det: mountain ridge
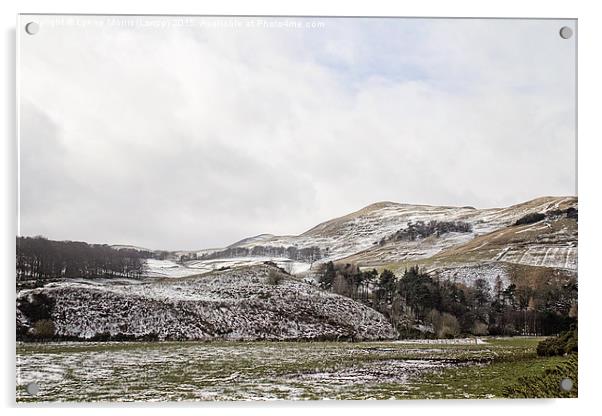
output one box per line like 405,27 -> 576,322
139,196 -> 576,284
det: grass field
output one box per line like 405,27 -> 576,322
16,337 -> 576,402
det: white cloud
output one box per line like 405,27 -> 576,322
19,16 -> 576,249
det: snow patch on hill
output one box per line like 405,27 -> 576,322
213,197 -> 577,270
143,259 -> 199,278
141,257 -> 313,279
429,262 -> 511,288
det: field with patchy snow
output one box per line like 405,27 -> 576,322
17,337 -> 570,401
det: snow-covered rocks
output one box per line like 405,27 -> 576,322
16,265 -> 397,342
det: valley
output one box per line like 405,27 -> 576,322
15,195 -> 579,401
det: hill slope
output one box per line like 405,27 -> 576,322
17,265 -> 397,342
168,196 -> 576,278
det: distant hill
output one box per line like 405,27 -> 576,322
155,196 -> 576,285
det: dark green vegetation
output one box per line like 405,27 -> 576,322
408,335 -> 578,399
197,245 -> 323,263
514,207 -> 577,226
378,220 -> 473,245
15,290 -> 159,342
16,337 -> 575,401
504,354 -> 577,398
267,269 -> 284,285
536,328 -> 578,356
514,212 -> 546,226
16,236 -> 154,287
318,263 -> 577,337
412,336 -> 578,399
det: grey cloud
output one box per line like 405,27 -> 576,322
19,16 -> 576,250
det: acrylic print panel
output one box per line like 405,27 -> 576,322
16,15 -> 577,402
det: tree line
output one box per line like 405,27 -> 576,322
514,207 -> 578,226
198,245 -> 323,263
16,236 -> 155,283
318,262 -> 577,337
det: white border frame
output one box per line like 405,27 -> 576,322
2,1 -> 600,415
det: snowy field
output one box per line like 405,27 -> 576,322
16,340 -> 505,401
143,258 -> 312,278
142,259 -> 199,278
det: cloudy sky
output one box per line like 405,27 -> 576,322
19,16 -> 576,250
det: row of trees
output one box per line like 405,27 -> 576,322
318,262 -> 577,337
16,236 -> 155,282
514,207 -> 578,226
199,245 -> 323,264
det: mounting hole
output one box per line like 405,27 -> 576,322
560,377 -> 573,392
25,22 -> 39,35
26,382 -> 40,396
559,26 -> 573,40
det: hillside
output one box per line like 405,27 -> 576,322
16,196 -> 578,343
429,217 -> 577,270
160,196 -> 577,280
16,265 -> 396,342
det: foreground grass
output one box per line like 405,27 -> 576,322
404,338 -> 577,399
504,353 -> 577,398
16,337 -> 575,401
406,354 -> 573,399
338,337 -> 577,399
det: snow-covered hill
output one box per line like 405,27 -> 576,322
165,196 -> 576,280
429,216 -> 577,270
16,265 -> 397,341
142,257 -> 311,278
142,259 -> 201,278
110,244 -> 153,252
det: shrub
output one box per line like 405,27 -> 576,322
504,354 -> 577,398
267,270 -> 283,285
428,310 -> 460,338
33,319 -> 56,338
426,309 -> 441,326
566,207 -> 578,220
397,326 -> 434,339
537,329 -> 578,356
388,220 -> 473,242
471,321 -> 489,336
90,332 -> 112,341
514,212 -> 546,226
537,337 -> 564,356
439,313 -> 461,338
263,261 -> 290,275
17,293 -> 55,322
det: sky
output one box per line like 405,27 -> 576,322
19,16 -> 577,250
